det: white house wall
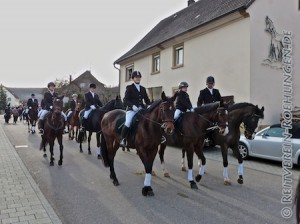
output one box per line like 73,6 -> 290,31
247,0 -> 300,125
120,17 -> 251,108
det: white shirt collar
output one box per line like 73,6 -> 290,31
134,83 -> 140,92
207,87 -> 213,94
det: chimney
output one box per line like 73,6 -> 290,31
69,75 -> 72,83
188,0 -> 195,6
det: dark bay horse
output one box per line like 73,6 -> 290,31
40,96 -> 65,166
158,101 -> 228,189
78,96 -> 124,155
4,106 -> 11,124
172,102 -> 264,185
67,102 -> 81,141
211,103 -> 264,185
100,92 -> 176,196
27,104 -> 39,133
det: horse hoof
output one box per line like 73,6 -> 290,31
97,155 -> 102,160
80,150 -> 83,153
195,174 -> 202,182
190,181 -> 198,189
181,167 -> 187,172
237,177 -> 243,184
113,180 -> 119,186
142,186 -> 154,196
43,154 -> 47,158
163,172 -> 170,178
50,162 -> 54,166
88,151 -> 92,155
224,179 -> 231,185
58,160 -> 63,166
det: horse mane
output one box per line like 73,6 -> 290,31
146,99 -> 161,113
194,102 -> 220,114
228,102 -> 255,112
101,100 -> 115,111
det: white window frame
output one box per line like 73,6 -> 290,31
125,64 -> 134,82
152,52 -> 160,74
173,43 -> 184,68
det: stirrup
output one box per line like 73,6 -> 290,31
80,127 -> 85,132
161,136 -> 166,144
120,139 -> 127,147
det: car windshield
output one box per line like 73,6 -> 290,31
265,127 -> 284,137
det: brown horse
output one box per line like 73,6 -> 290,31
40,96 -> 65,166
68,102 -> 81,142
12,108 -> 19,124
158,101 -> 228,189
27,103 -> 39,133
100,92 -> 176,196
166,102 -> 264,185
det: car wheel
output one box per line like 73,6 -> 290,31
239,142 -> 249,159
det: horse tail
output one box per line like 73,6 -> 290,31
78,131 -> 87,143
100,134 -> 109,167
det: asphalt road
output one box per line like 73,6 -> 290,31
2,119 -> 299,224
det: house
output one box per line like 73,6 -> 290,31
4,70 -> 119,108
114,0 -> 300,125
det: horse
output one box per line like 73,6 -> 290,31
27,103 -> 39,133
78,95 -> 124,156
12,108 -> 19,124
4,106 -> 11,124
100,91 -> 176,196
167,102 -> 264,185
67,102 -> 81,141
158,101 -> 228,189
40,96 -> 65,166
265,16 -> 283,62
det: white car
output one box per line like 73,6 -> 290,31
238,123 -> 300,165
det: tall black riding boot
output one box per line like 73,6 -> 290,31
38,119 -> 44,134
80,118 -> 86,132
120,126 -> 130,147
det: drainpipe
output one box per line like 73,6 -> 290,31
113,62 -> 121,96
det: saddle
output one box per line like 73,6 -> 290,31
116,113 -> 141,142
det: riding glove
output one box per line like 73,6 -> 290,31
132,105 -> 139,112
90,105 -> 96,110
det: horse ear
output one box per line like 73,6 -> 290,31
261,106 -> 264,111
220,99 -> 224,107
161,91 -> 167,101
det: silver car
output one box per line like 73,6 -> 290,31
238,123 -> 300,165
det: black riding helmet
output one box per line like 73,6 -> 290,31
178,81 -> 189,89
90,83 -> 96,89
47,82 -> 56,88
206,76 -> 215,84
131,71 -> 142,79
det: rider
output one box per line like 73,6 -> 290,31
197,76 -> 221,106
174,81 -> 194,121
38,82 -> 67,134
120,71 -> 151,147
80,83 -> 103,132
67,93 -> 79,120
26,93 -> 38,114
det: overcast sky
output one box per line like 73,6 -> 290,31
0,0 -> 187,88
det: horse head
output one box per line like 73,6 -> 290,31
265,16 -> 275,34
159,91 -> 176,135
243,105 -> 264,140
114,95 -> 125,110
52,95 -> 64,116
215,99 -> 228,134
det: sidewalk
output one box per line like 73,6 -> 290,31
0,122 -> 63,224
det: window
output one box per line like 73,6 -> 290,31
265,127 -> 284,138
125,64 -> 134,82
147,86 -> 162,101
173,43 -> 184,68
152,52 -> 160,74
7,97 -> 11,102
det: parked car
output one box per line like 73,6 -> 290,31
238,123 -> 300,165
